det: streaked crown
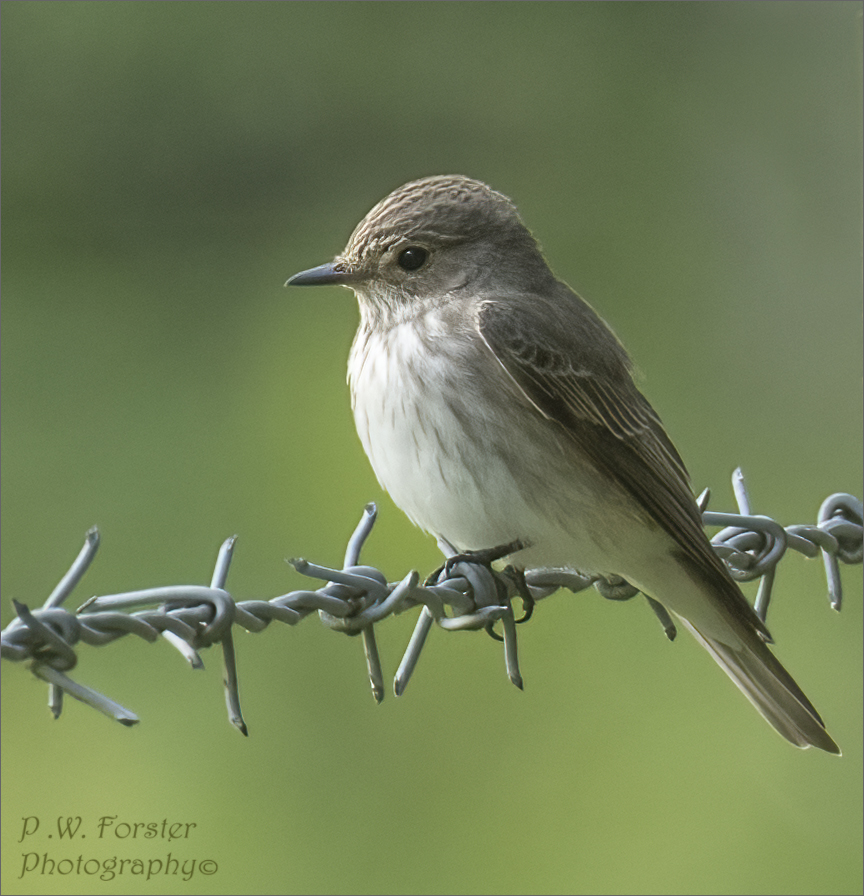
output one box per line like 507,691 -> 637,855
339,175 -> 531,269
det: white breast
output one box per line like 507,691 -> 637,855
348,315 -> 481,542
346,310 -> 616,569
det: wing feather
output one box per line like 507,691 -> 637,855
476,291 -> 769,641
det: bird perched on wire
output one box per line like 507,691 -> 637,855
287,174 -> 839,753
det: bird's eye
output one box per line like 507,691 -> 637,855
397,247 -> 428,271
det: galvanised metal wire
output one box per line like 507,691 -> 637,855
2,469 -> 861,734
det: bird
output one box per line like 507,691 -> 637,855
287,174 -> 839,753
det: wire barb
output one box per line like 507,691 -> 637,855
2,472 -> 861,729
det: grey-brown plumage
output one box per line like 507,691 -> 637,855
287,175 -> 839,753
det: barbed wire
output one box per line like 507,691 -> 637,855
2,469 -> 861,734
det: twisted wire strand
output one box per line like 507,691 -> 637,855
2,470 -> 861,733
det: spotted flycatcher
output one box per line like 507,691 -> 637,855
287,175 -> 838,753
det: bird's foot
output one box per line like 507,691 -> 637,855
443,539 -> 526,576
425,540 -> 535,631
425,538 -> 526,585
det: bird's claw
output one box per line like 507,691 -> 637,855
505,566 -> 535,623
442,539 -> 525,577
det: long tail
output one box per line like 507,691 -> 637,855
679,618 -> 840,754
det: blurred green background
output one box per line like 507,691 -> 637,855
2,2 -> 861,894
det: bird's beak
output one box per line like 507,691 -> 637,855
285,262 -> 356,287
